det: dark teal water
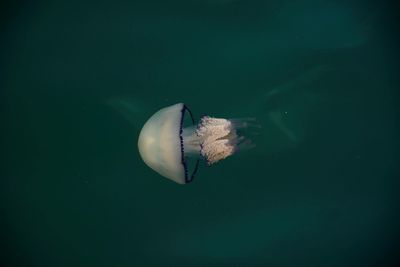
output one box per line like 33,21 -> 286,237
1,0 -> 399,266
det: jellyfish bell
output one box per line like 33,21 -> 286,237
137,103 -> 195,184
137,103 -> 255,184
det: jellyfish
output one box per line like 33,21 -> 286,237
137,103 -> 255,184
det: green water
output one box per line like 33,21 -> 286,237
1,0 -> 399,266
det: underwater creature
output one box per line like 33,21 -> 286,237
137,103 -> 255,184
108,65 -> 333,184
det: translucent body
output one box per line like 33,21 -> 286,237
138,103 -> 254,184
138,103 -> 186,184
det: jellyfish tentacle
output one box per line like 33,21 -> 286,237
229,118 -> 261,129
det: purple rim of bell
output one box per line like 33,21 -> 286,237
179,104 -> 200,183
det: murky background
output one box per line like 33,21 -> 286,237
1,0 -> 399,266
